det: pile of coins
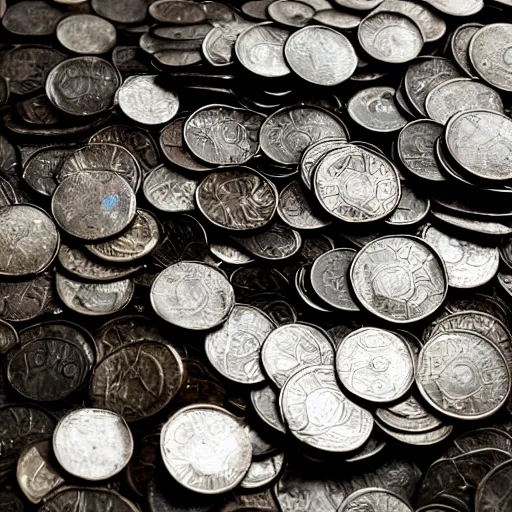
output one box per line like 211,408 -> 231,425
2,0 -> 512,511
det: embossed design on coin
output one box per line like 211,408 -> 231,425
240,452 -> 285,490
339,488 -> 413,512
451,23 -> 482,77
251,385 -> 286,434
385,184 -> 430,226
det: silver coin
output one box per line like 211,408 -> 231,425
312,9 -> 361,31
350,235 -> 448,323
268,0 -> 314,27
422,224 -> 499,289
332,0 -> 384,9
339,488 -> 413,512
336,328 -> 415,403
377,421 -> 453,446
348,86 -> 407,132
240,452 -> 284,490
261,322 -> 334,388
358,11 -> 423,64
385,184 -> 430,226
0,319 -> 18,354
92,0 -> 147,23
451,23 -> 482,77
432,211 -> 512,236
151,261 -> 235,330
150,0 -> 207,23
205,304 -> 275,385
185,105 -> 264,165
259,105 -> 348,166
283,364 -> 374,452
475,459 -> 512,512
160,404 -> 252,494
53,408 -> 133,481
313,145 -> 401,223
197,168 -> 277,231
416,331 -> 511,420
2,1 -> 63,36
284,26 -> 357,86
210,243 -> 254,265
40,488 -> 139,512
423,0 -> 483,16
0,204 -> 59,277
52,170 -> 137,241
250,385 -> 286,434
445,427 -> 512,456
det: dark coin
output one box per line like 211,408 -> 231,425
149,0 -> 207,24
475,459 -> 512,512
0,319 -> 18,354
339,488 -> 413,512
40,488 -> 139,512
385,184 -> 430,226
113,46 -> 153,75
92,0 -> 147,24
0,176 -> 16,207
2,1 -> 64,36
446,428 -> 512,456
15,94 -> 61,126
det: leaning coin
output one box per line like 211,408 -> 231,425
385,184 -> 430,226
431,211 -> 512,237
339,488 -> 413,512
92,0 -> 147,23
416,331 -> 511,420
451,23 -> 482,77
0,319 -> 18,354
376,421 -> 453,446
250,385 -> 286,434
240,452 -> 285,490
149,0 -> 207,23
475,459 -> 512,512
268,0 -> 314,27
423,0 -> 483,16
160,404 -> 252,494
332,0 -> 384,9
53,408 -> 133,481
151,261 -> 235,330
312,9 -> 362,31
350,235 -> 448,323
210,243 -> 254,265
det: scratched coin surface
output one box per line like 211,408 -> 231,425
416,331 -> 511,420
260,105 -> 348,166
151,261 -> 235,330
339,488 -> 413,512
53,408 -> 133,481
336,328 -> 415,403
90,342 -> 184,422
197,169 -> 277,231
205,305 -> 274,385
422,225 -> 499,289
350,235 -> 448,323
475,459 -> 512,512
281,365 -> 373,452
261,322 -> 334,388
313,145 -> 401,223
160,404 -> 252,494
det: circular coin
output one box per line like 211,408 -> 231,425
0,319 -> 18,354
250,385 -> 286,434
475,459 -> 512,512
385,184 -> 430,226
92,0 -> 147,23
339,488 -> 413,512
40,488 -> 139,512
240,452 -> 285,490
150,0 -> 207,23
451,23 -> 482,77
2,1 -> 63,36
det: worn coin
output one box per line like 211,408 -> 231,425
150,0 -> 207,23
250,385 -> 286,434
475,458 -> 512,512
210,243 -> 254,265
423,0 -> 483,16
160,404 -> 252,494
332,0 -> 384,9
0,318 -> 18,354
385,184 -> 430,226
92,0 -> 147,23
268,0 -> 313,27
339,488 -> 413,512
240,452 -> 284,490
2,1 -> 63,36
451,25 -> 482,78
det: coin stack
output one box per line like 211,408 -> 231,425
2,0 -> 512,511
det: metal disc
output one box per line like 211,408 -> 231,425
339,488 -> 413,512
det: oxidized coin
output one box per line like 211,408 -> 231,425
281,365 -> 373,452
185,105 -> 264,165
205,305 -> 274,385
260,105 -> 348,166
151,261 -> 235,330
358,12 -> 423,64
422,225 -> 499,289
284,26 -> 357,86
2,1 -> 63,36
53,408 -> 133,481
250,385 -> 286,434
46,57 -> 120,116
451,23 -> 482,77
416,331 -> 511,420
160,404 -> 252,494
475,459 -> 512,512
261,322 -> 334,388
313,145 -> 401,223
117,75 -> 180,126
385,184 -> 430,226
0,319 -> 18,354
310,249 -> 359,312
40,488 -> 139,512
240,452 -> 285,490
339,488 -> 413,512
196,169 -> 277,231
0,205 -> 59,277
350,235 -> 448,323
336,328 -> 415,403
52,171 -> 137,241
90,342 -> 184,422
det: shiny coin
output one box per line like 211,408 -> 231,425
261,322 -> 333,388
475,459 -> 512,512
250,385 -> 286,434
385,184 -> 430,226
451,23 -> 482,77
150,0 -> 206,23
284,26 -> 357,86
423,0 -> 483,16
240,452 -> 285,490
416,331 -> 511,420
160,404 -> 252,494
350,235 -> 448,323
377,422 -> 453,446
210,243 -> 253,265
431,211 -> 512,236
339,488 -> 413,512
333,0 -> 384,9
268,0 -> 314,27
205,305 -> 274,385
312,9 -> 362,31
2,1 -> 63,36
151,261 -> 235,330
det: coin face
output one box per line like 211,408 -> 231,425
423,0 -> 483,16
151,261 -> 235,330
416,331 -> 511,420
339,488 -> 413,512
160,404 -> 252,494
350,235 -> 448,323
92,0 -> 147,23
205,305 -> 274,385
196,169 -> 277,231
476,459 -> 512,512
2,1 -> 63,36
313,145 -> 401,223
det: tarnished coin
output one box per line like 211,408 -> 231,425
284,26 -> 357,86
235,23 -> 290,78
205,305 -> 274,385
0,319 -> 18,354
53,408 -> 133,481
56,14 -> 117,55
451,23 -> 482,77
336,328 -> 415,403
0,205 -> 59,277
151,261 -> 235,330
52,171 -> 136,241
250,385 -> 286,434
90,342 -> 184,422
210,243 -> 253,265
46,57 -> 120,116
416,331 -> 511,420
339,488 -> 413,512
348,87 -> 407,132
261,322 -> 334,388
385,184 -> 430,226
40,488 -> 139,512
422,225 -> 499,289
2,1 -> 63,36
260,105 -> 348,166
197,169 -> 277,231
150,0 -> 207,24
350,235 -> 448,323
423,0 -> 483,16
117,75 -> 180,126
475,459 -> 512,512
92,0 -> 147,23
240,452 -> 284,490
313,145 -> 401,223
358,12 -> 423,64
160,404 -> 252,494
55,273 -> 134,316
